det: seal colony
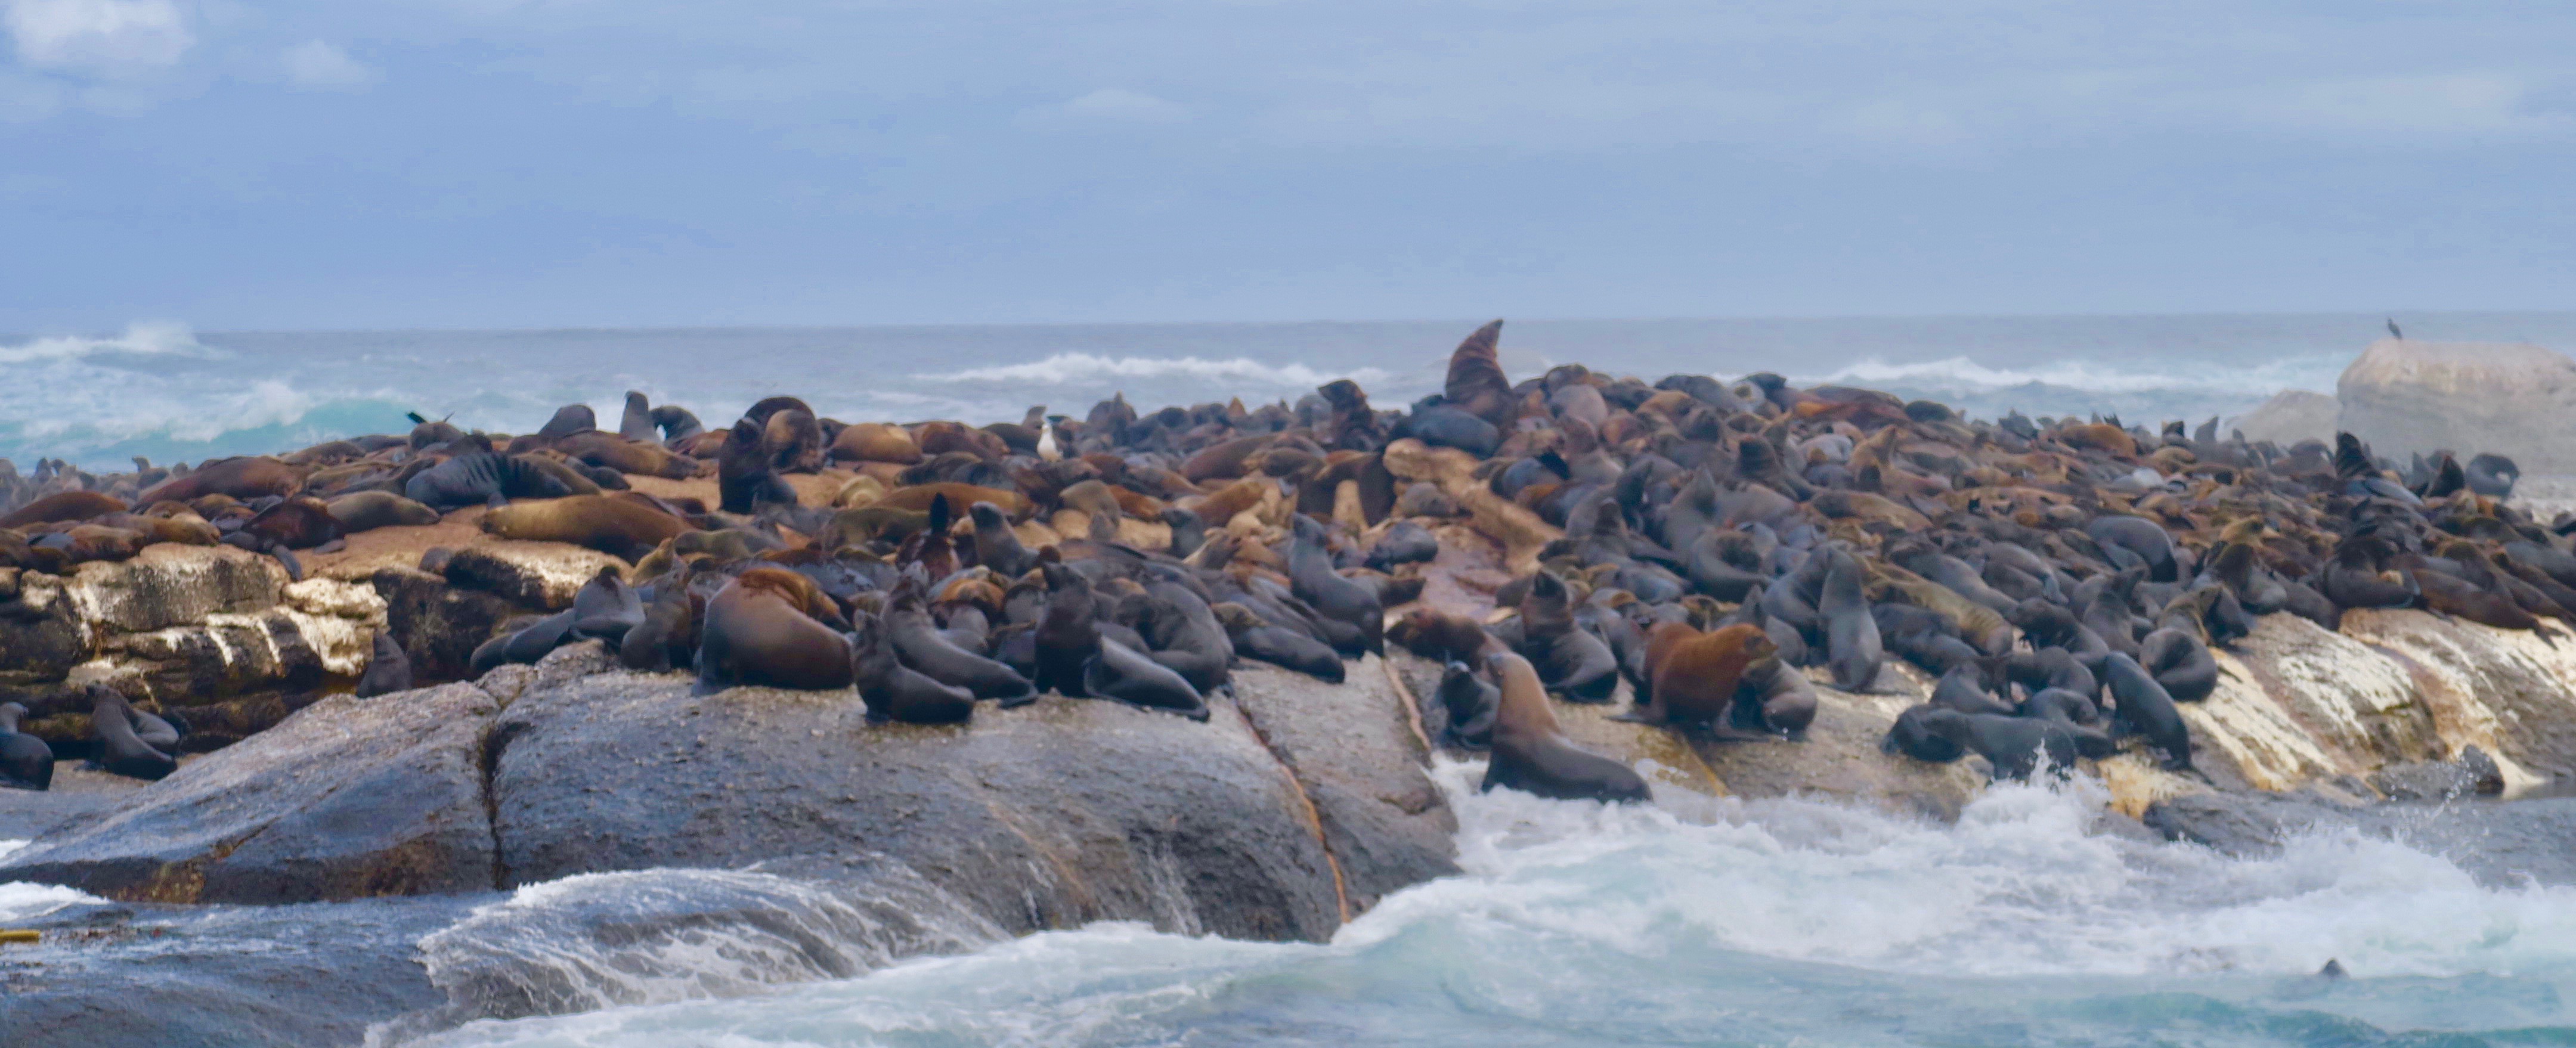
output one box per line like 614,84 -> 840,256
0,321 -> 2553,803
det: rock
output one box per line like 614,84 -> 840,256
0,893 -> 478,1048
374,565 -> 524,683
0,681 -> 502,904
487,671 -> 1362,942
0,545 -> 386,745
1231,655 -> 1458,911
439,542 -> 628,610
2336,339 -> 2576,471
2143,791 -> 2576,888
2228,389 -> 2338,446
1688,663 -> 1986,821
1391,653 -> 1729,799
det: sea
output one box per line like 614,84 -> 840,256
10,311 -> 2576,471
8,312 -> 2576,1046
11,767 -> 2569,1047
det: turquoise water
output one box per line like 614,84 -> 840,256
394,766 -> 2576,1047
13,312 -> 2576,470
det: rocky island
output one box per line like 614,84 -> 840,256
2,323 -> 2575,1046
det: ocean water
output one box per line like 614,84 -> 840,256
382,765 -> 2576,1048
10,312 -> 2576,472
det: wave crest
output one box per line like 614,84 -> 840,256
0,321 -> 219,365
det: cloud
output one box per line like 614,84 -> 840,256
2249,72 -> 2572,139
2,0 -> 191,75
282,39 -> 375,91
1038,88 -> 1189,125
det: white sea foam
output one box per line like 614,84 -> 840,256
916,351 -> 1391,389
0,321 -> 218,364
400,771 -> 2576,1047
0,841 -> 106,922
1794,353 -> 2344,396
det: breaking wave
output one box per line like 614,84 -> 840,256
399,769 -> 2576,1047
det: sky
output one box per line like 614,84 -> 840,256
3,0 -> 2574,333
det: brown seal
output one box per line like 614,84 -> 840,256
480,495 -> 694,562
1442,320 -> 1515,428
138,456 -> 306,504
830,422 -> 922,464
550,431 -> 699,479
693,567 -> 855,694
326,491 -> 441,532
1481,651 -> 1650,804
1624,622 -> 1774,728
0,491 -> 126,529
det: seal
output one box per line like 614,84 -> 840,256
651,404 -> 705,444
1435,660 -> 1498,748
1082,636 -> 1210,720
1820,550 -> 1884,692
326,491 -> 440,532
1882,704 -> 1967,764
137,455 -> 305,505
1905,708 -> 2101,781
1623,622 -> 1774,728
618,392 -> 660,442
88,686 -> 177,781
2101,651 -> 2193,770
2138,624 -> 2219,703
1510,570 -> 1619,701
620,570 -> 698,673
0,702 -> 54,790
1481,650 -> 1651,804
716,417 -> 800,514
831,421 -> 922,465
1927,662 -> 2015,716
470,610 -> 578,675
850,610 -> 974,724
1128,579 -> 1233,693
569,565 -> 646,646
405,448 -> 580,511
480,495 -> 694,562
1033,559 -> 1103,696
1213,601 -> 1345,682
1442,320 -> 1516,428
550,432 -> 700,479
884,579 -> 1036,703
693,567 -> 856,694
354,631 -> 413,698
1733,655 -> 1818,734
0,490 -> 126,529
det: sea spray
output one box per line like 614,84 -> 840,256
400,766 -> 2576,1046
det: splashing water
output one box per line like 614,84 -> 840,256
396,767 -> 2576,1047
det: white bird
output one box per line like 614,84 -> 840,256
1036,416 -> 1065,461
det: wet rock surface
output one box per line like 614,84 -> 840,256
0,680 -> 501,904
2142,790 -> 2576,888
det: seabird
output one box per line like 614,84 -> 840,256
2386,318 -> 2403,340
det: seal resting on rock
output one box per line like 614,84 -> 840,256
1082,636 -> 1210,720
88,687 -> 177,781
0,702 -> 54,790
1481,650 -> 1650,804
354,632 -> 412,698
1623,622 -> 1773,729
326,491 -> 439,532
693,567 -> 855,694
1435,660 -> 1498,748
850,610 -> 974,724
481,495 -> 694,562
